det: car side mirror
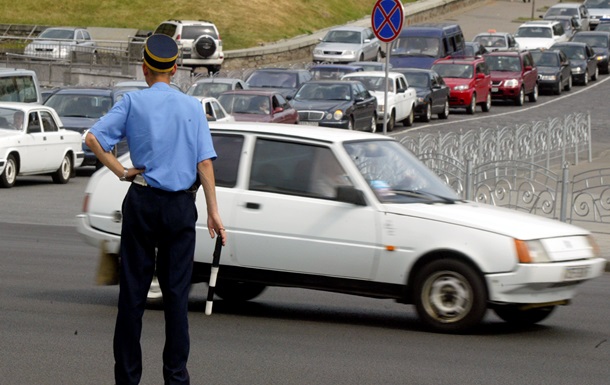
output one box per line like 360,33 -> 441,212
476,73 -> 485,79
525,65 -> 533,71
336,186 -> 367,206
206,115 -> 216,122
273,107 -> 284,114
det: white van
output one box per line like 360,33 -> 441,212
0,68 -> 42,104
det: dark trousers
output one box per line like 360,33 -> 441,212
114,184 -> 197,385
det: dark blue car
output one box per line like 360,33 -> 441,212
570,31 -> 610,74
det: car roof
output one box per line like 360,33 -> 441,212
47,87 -> 113,96
303,79 -> 364,86
433,56 -> 483,64
553,41 -> 588,47
193,77 -> 242,84
342,70 -> 404,78
548,3 -> 581,8
327,26 -> 368,32
484,50 -> 523,56
218,89 -> 282,96
521,20 -> 560,26
251,68 -> 308,73
208,121 -> 391,143
0,102 -> 56,113
310,64 -> 363,70
392,67 -> 436,74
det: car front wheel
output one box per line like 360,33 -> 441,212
592,66 -> 599,81
422,102 -> 431,122
493,305 -> 555,326
466,93 -> 476,114
481,92 -> 491,112
52,153 -> 72,184
528,83 -> 538,102
565,75 -> 572,91
438,99 -> 450,119
0,153 -> 17,188
514,87 -> 525,106
413,259 -> 487,332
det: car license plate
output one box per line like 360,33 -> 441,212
564,265 -> 590,281
491,87 -> 499,93
300,121 -> 318,126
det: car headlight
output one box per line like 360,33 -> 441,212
572,66 -> 583,74
326,110 -> 344,120
417,96 -> 425,103
313,49 -> 322,55
453,84 -> 469,91
514,239 -> 551,263
596,55 -> 608,61
377,104 -> 385,113
539,75 -> 556,81
343,50 -> 354,56
504,79 -> 519,87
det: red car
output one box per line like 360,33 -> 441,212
431,56 -> 492,114
217,90 -> 299,124
483,50 -> 539,106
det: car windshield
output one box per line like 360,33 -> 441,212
557,45 -> 587,60
473,35 -> 507,49
247,71 -> 297,88
571,35 -> 607,48
0,107 -> 24,131
346,76 -> 393,92
344,140 -> 459,204
516,26 -> 553,38
391,37 -> 440,57
323,30 -> 361,44
484,55 -> 522,71
39,29 -> 75,40
531,51 -> 559,67
403,72 -> 430,88
311,68 -> 355,80
595,23 -> 610,32
294,83 -> 351,101
45,94 -> 113,118
585,0 -> 610,8
187,82 -> 232,98
546,7 -> 578,16
217,94 -> 270,115
431,63 -> 474,79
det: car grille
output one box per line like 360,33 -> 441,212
323,50 -> 343,55
298,111 -> 325,121
491,80 -> 503,86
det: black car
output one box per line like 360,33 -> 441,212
245,68 -> 312,100
291,80 -> 377,131
464,41 -> 489,57
570,31 -> 610,74
530,49 -> 572,94
550,42 -> 599,85
393,67 -> 450,122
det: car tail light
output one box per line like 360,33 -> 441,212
176,34 -> 181,41
82,193 -> 90,213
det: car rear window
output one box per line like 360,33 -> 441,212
182,26 -> 219,40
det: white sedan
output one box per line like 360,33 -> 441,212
76,122 -> 605,333
193,96 -> 235,123
0,102 -> 84,188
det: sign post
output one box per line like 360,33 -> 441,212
371,0 -> 404,135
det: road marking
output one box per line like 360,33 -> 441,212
390,75 -> 610,137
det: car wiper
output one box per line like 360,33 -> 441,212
389,189 -> 458,203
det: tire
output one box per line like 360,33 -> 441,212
194,35 -> 217,57
413,259 -> 488,333
493,305 -> 555,326
514,87 -> 525,106
215,280 -> 266,302
528,83 -> 538,103
438,99 -> 450,119
347,116 -> 354,130
565,75 -> 572,91
592,66 -> 599,81
466,93 -> 476,114
403,108 -> 414,127
375,49 -> 382,62
369,114 -> 377,132
481,92 -> 491,112
359,53 -> 364,62
605,61 -> 610,75
0,153 -> 17,188
421,102 -> 432,122
386,111 -> 395,132
553,79 -> 562,95
52,153 -> 72,184
583,71 -> 589,85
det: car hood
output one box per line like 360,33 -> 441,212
489,70 -> 522,80
60,117 -> 98,133
568,59 -> 587,68
441,78 -> 473,87
291,99 -> 352,111
537,66 -> 560,75
316,42 -> 363,51
384,200 -> 589,240
591,46 -> 610,55
31,39 -> 77,46
515,38 -> 554,50
0,129 -> 21,140
413,87 -> 432,98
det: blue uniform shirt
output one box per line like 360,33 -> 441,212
90,82 -> 216,191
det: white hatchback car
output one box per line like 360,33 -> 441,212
0,102 -> 84,187
76,123 -> 606,332
515,20 -> 570,50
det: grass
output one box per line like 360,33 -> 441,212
0,0 -> 415,50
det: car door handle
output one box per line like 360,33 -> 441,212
245,202 -> 260,210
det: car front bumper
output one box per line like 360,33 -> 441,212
76,213 -> 121,254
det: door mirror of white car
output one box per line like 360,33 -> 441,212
336,186 -> 367,206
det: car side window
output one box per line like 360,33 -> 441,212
27,112 -> 41,133
40,111 -> 58,132
211,134 -> 243,188
249,139 -> 352,199
211,101 -> 226,120
276,94 -> 288,109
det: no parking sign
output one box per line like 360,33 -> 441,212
371,0 -> 404,43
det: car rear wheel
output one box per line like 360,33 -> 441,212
413,259 -> 488,332
514,87 -> 525,106
369,114 -> 377,132
493,305 -> 555,326
583,71 -> 589,85
215,280 -> 267,302
403,108 -> 414,127
553,79 -> 562,95
564,75 -> 572,91
52,153 -> 72,184
466,93 -> 476,114
438,99 -> 450,119
481,92 -> 491,112
528,83 -> 538,102
422,102 -> 432,122
0,153 -> 17,188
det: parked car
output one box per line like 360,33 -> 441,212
0,102 -> 84,187
217,90 -> 298,124
431,56 -> 492,114
348,61 -> 391,71
186,77 -> 248,98
309,64 -> 363,80
24,27 -> 97,61
341,71 -> 417,131
483,50 -> 539,106
464,41 -> 489,57
193,96 -> 234,123
312,26 -> 382,63
542,3 -> 591,31
393,67 -> 450,121
154,19 -> 224,73
76,122 -> 606,333
472,31 -> 519,52
583,0 -> 610,30
44,87 -> 118,168
514,20 -> 570,50
291,80 -> 377,131
245,68 -> 312,100
529,49 -> 573,94
570,31 -> 610,73
550,41 -> 599,85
